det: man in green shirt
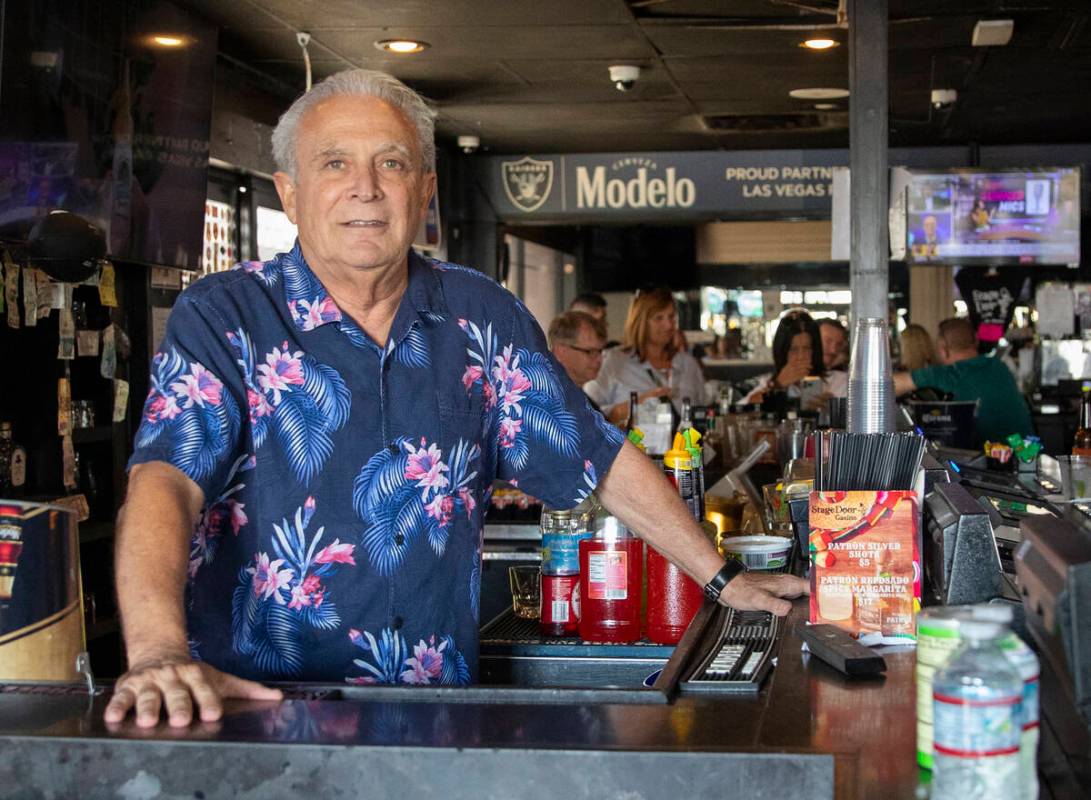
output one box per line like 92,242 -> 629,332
894,317 -> 1033,446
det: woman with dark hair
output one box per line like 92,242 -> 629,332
585,286 -> 706,424
744,309 -> 847,405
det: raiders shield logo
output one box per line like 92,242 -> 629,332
501,157 -> 554,212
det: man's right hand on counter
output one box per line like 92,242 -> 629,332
720,572 -> 809,617
110,464 -> 281,728
104,652 -> 282,728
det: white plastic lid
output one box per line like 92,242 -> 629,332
970,603 -> 1014,624
720,535 -> 792,554
958,620 -> 1003,641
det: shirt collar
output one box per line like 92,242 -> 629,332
281,243 -> 449,334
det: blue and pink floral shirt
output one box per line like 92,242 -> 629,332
128,244 -> 624,685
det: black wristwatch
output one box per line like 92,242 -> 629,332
703,559 -> 746,603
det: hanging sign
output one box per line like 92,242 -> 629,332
483,149 -> 846,221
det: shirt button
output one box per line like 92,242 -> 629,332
392,616 -> 404,630
394,533 -> 405,546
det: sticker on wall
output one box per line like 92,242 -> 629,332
113,379 -> 130,423
4,254 -> 20,328
77,330 -> 100,358
98,263 -> 118,307
21,268 -> 37,328
100,324 -> 117,379
57,308 -> 75,360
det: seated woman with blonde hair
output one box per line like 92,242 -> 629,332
585,287 -> 706,424
899,323 -> 937,373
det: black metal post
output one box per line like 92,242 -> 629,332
848,0 -> 889,326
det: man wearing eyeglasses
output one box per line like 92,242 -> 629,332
549,311 -> 608,394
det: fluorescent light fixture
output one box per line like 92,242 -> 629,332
789,87 -> 850,100
375,39 -> 429,54
801,38 -> 839,50
972,19 -> 1014,47
151,35 -> 186,47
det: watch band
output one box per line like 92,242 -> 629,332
703,559 -> 745,603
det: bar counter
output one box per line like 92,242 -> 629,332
0,597 -> 930,799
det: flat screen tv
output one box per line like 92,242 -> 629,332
0,0 -> 217,270
905,167 -> 1080,267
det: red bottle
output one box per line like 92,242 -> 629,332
645,546 -> 704,644
578,516 -> 643,643
540,573 -> 580,636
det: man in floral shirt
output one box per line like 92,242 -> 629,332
106,70 -> 806,728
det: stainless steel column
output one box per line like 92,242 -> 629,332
848,0 -> 889,327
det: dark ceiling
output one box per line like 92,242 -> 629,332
178,0 -> 1091,154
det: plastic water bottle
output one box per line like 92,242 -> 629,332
932,620 -> 1022,800
969,605 -> 1040,800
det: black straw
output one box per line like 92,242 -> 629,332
815,431 -> 925,491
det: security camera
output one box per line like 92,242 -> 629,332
457,135 -> 480,154
931,88 -> 957,110
609,64 -> 641,92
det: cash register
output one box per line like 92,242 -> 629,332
1016,512 -> 1091,788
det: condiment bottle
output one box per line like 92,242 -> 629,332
1073,385 -> 1091,456
663,432 -> 700,521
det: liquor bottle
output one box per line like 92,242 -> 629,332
1072,386 -> 1091,456
677,398 -> 706,520
0,423 -> 13,495
624,390 -> 639,433
679,396 -> 694,433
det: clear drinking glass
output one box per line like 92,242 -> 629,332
508,565 -> 541,619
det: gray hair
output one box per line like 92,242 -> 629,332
548,311 -> 607,349
271,69 -> 437,177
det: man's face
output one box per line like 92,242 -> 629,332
820,324 -> 848,370
923,215 -> 937,240
554,324 -> 606,386
273,94 -> 435,279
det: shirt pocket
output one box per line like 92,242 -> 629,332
438,402 -> 489,453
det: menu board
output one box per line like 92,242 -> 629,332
906,168 -> 1080,266
808,490 -> 921,642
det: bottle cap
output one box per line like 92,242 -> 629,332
681,428 -> 702,463
596,515 -> 630,539
969,603 -> 1014,624
664,432 -> 692,469
958,620 -> 1003,641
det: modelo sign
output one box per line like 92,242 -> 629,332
575,157 -> 695,210
485,150 -> 844,222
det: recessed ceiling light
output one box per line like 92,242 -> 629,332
814,103 -> 838,110
375,39 -> 429,54
801,38 -> 839,50
789,87 -> 850,100
150,35 -> 187,47
972,19 -> 1014,47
